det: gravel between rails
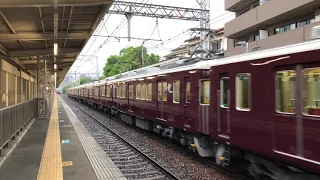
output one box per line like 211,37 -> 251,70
63,98 -> 169,180
63,96 -> 237,180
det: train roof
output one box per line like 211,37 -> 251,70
75,38 -> 320,88
206,38 -> 320,68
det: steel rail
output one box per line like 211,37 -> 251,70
64,96 -> 181,180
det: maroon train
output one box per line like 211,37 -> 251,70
68,39 -> 320,179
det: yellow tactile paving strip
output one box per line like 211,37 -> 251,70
37,96 -> 63,180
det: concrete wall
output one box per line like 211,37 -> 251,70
0,59 -> 37,109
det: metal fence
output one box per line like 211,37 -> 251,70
0,70 -> 6,109
0,98 -> 37,150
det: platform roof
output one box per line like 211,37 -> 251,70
0,0 -> 114,86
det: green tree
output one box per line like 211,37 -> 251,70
99,75 -> 106,80
103,46 -> 160,78
62,86 -> 68,93
80,77 -> 92,85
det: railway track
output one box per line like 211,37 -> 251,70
64,95 -> 251,180
63,97 -> 180,180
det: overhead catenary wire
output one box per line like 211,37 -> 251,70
66,0 -> 262,84
147,12 -> 234,51
66,0 -> 144,78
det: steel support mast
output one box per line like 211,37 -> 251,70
37,56 -> 47,117
109,1 -> 207,41
199,0 -> 210,59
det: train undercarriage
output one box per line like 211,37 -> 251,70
72,96 -> 319,180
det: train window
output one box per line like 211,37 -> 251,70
302,67 -> 320,116
101,86 -> 105,97
173,80 -> 180,103
146,83 -> 152,101
96,87 -> 99,96
113,85 -> 116,98
121,84 -> 126,99
116,85 -> 119,98
129,84 -> 134,99
107,86 -> 111,98
220,78 -> 230,108
163,82 -> 168,101
275,70 -> 296,113
186,82 -> 191,103
141,84 -> 146,100
236,74 -> 251,111
200,80 -> 210,105
136,84 -> 141,100
158,82 -> 162,100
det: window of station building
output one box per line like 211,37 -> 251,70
220,77 -> 230,108
107,86 -> 111,98
302,67 -> 320,116
186,82 -> 191,103
141,84 -> 146,100
173,80 -> 180,103
136,84 -> 141,100
129,84 -> 134,99
275,70 -> 296,113
236,74 -> 251,111
200,80 -> 210,105
146,83 -> 152,101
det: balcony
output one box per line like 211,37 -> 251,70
225,21 -> 320,57
225,0 -> 320,38
225,0 -> 241,11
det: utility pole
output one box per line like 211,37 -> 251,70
125,5 -> 132,41
199,0 -> 211,59
141,41 -> 145,67
189,0 -> 211,59
95,56 -> 99,80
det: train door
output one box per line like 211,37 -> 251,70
199,79 -> 210,134
157,80 -> 167,121
273,66 -> 298,156
217,74 -> 230,138
128,84 -> 133,112
183,77 -> 192,126
300,65 -> 320,162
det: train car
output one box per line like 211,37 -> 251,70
204,39 -> 320,179
68,38 -> 320,179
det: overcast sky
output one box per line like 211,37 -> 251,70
68,0 -> 235,78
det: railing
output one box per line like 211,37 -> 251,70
0,98 -> 37,151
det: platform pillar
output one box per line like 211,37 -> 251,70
37,56 -> 47,117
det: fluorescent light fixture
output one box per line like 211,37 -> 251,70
54,64 -> 57,69
54,43 -> 58,56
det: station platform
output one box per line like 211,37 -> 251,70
0,95 -> 126,180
